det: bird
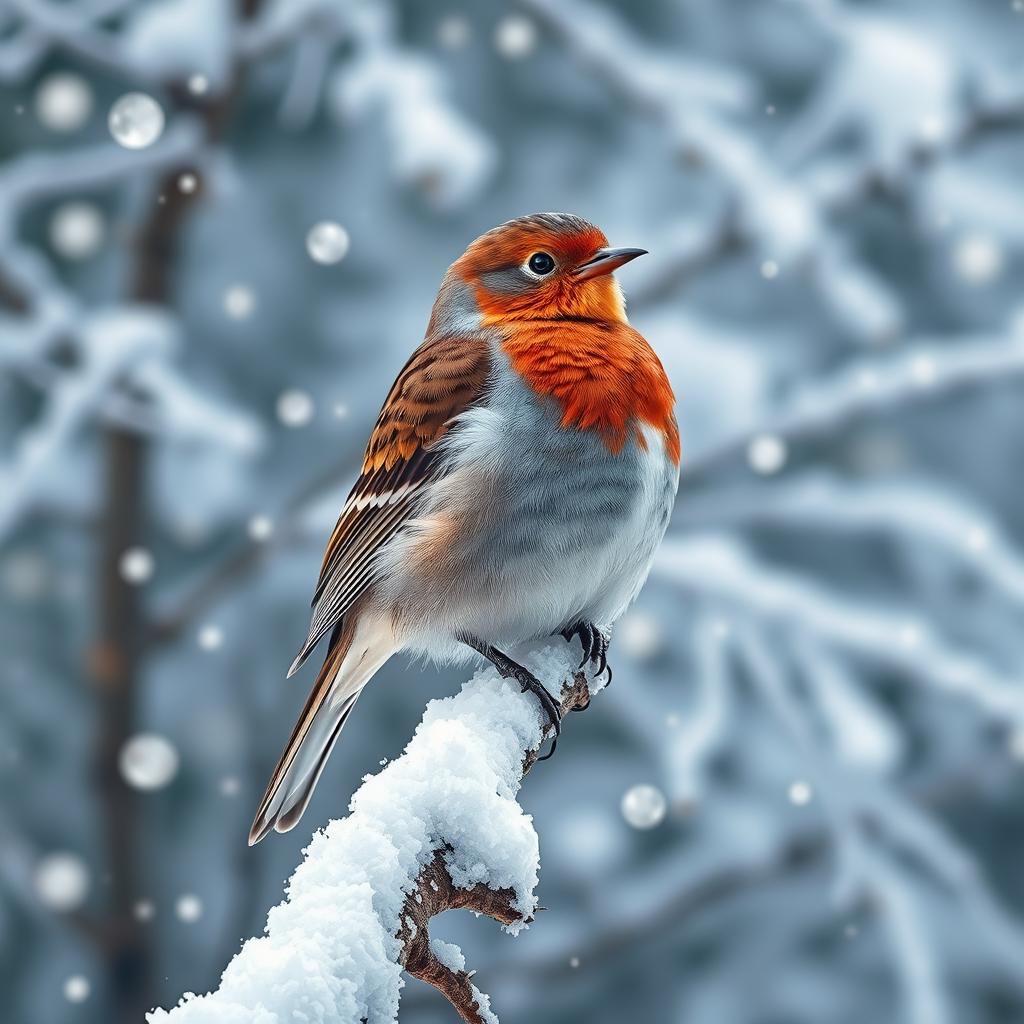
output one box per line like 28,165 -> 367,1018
248,213 -> 680,846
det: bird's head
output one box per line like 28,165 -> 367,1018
441,213 -> 646,329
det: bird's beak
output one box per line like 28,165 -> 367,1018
573,246 -> 648,281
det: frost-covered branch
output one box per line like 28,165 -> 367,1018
150,646 -> 596,1024
0,307 -> 175,544
0,121 -> 202,241
680,333 -> 1024,480
523,0 -> 1023,340
737,622 -> 1024,1019
656,536 -> 1024,723
675,473 -> 1024,607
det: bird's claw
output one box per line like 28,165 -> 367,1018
510,667 -> 562,760
559,620 -> 612,687
458,635 -> 563,759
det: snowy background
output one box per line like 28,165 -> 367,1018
2,0 -> 1024,1022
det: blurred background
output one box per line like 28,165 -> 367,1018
2,0 -> 1024,1021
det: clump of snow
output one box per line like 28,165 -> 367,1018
149,643 -> 582,1024
122,0 -> 232,92
329,5 -> 496,209
470,985 -> 500,1024
430,937 -> 465,972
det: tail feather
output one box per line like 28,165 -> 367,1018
249,612 -> 394,845
249,690 -> 360,845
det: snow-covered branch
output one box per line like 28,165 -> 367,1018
675,473 -> 1024,607
680,332 -> 1024,480
655,536 -> 1024,723
149,645 -> 596,1024
0,307 -> 174,544
524,0 -> 1023,340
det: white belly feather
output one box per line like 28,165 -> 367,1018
374,362 -> 679,662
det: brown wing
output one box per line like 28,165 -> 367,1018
288,333 -> 491,676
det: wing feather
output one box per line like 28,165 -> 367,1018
288,333 -> 491,676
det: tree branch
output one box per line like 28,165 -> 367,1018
148,645 -> 597,1024
679,332 -> 1024,483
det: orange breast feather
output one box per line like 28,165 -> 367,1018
500,322 -> 680,465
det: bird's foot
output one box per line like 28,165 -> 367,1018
459,635 -> 563,760
559,620 -> 612,689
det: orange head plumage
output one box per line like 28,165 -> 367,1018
449,212 -> 642,324
440,213 -> 679,465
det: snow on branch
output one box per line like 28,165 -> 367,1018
655,536 -> 1024,723
0,0 -> 129,80
680,332 -> 1024,480
149,645 -> 596,1024
737,622 -> 1024,1015
675,472 -> 1024,607
0,120 -> 202,241
328,2 -> 496,208
521,0 -> 902,341
526,0 -> 1023,341
519,0 -> 753,114
0,306 -> 176,544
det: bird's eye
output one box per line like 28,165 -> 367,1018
527,252 -> 556,275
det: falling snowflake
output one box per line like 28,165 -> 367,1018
277,389 -> 315,428
176,894 -> 203,923
134,899 -> 156,921
119,733 -> 179,791
621,784 -> 668,829
223,284 -> 256,320
788,781 -> 813,806
197,624 -> 223,651
49,202 -> 105,260
306,222 -> 350,265
34,852 -> 90,912
108,93 -> 165,149
760,259 -> 780,279
494,15 -> 537,58
178,173 -> 198,194
35,73 -> 93,132
747,434 -> 787,475
187,74 -> 209,96
119,547 -> 154,585
248,515 -> 273,542
63,975 -> 91,1003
